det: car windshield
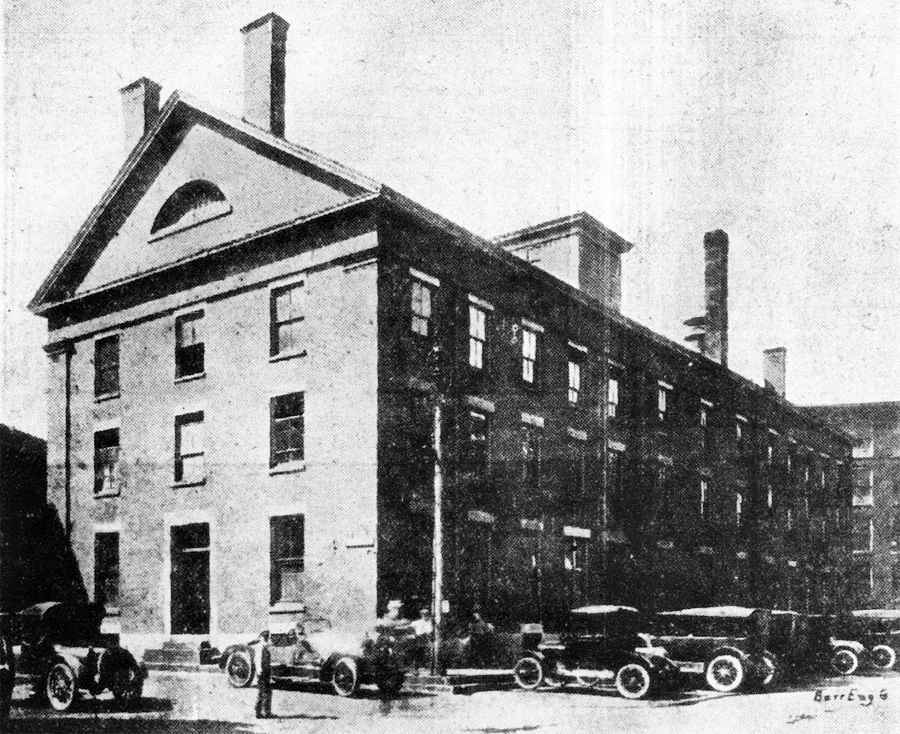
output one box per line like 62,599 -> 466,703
568,611 -> 641,638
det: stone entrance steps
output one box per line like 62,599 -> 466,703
142,640 -> 203,672
405,669 -> 514,695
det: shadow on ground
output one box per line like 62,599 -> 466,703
13,695 -> 174,715
6,718 -> 257,733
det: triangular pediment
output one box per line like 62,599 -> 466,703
31,94 -> 380,310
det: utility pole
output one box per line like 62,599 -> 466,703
432,399 -> 445,675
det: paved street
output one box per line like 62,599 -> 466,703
8,669 -> 900,733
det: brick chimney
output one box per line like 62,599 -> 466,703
120,77 -> 161,152
241,13 -> 289,137
703,230 -> 729,366
763,347 -> 787,398
493,213 -> 633,311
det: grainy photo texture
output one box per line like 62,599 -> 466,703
1,2 -> 898,733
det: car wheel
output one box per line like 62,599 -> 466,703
615,663 -> 652,700
512,656 -> 545,691
757,654 -> 778,688
376,670 -> 405,696
871,645 -> 896,671
331,657 -> 360,697
830,649 -> 859,676
705,654 -> 744,692
46,662 -> 77,711
225,650 -> 255,688
111,667 -> 143,708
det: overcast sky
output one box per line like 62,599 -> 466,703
3,0 -> 898,438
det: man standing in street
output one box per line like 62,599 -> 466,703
252,630 -> 273,719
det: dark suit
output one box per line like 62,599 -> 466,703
255,641 -> 272,718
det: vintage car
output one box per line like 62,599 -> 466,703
846,610 -> 900,671
512,605 -> 679,700
220,616 -> 415,697
651,606 -> 776,692
13,602 -> 146,712
768,610 -> 868,678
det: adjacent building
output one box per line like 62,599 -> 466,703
28,14 -> 854,655
801,402 -> 900,608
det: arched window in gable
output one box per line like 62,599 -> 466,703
150,180 -> 231,236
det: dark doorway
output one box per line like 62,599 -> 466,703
170,523 -> 210,634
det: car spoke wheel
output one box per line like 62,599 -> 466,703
758,654 -> 777,688
615,663 -> 652,700
512,657 -> 545,690
46,662 -> 77,711
705,654 -> 744,692
226,650 -> 254,688
331,657 -> 360,697
831,649 -> 859,676
871,645 -> 896,671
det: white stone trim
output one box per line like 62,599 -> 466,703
267,272 -> 306,293
409,267 -> 440,287
520,518 -> 544,532
465,395 -> 496,413
563,526 -> 591,539
521,412 -> 544,428
172,303 -> 206,319
521,318 -> 544,334
700,398 -> 714,408
736,413 -> 749,423
567,427 -> 588,441
608,440 -> 626,452
567,341 -> 587,354
467,294 -> 495,312
658,380 -> 674,390
468,510 -> 496,525
94,417 -> 121,432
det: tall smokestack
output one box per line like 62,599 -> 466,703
703,230 -> 729,366
763,347 -> 787,398
241,13 -> 289,137
120,77 -> 161,152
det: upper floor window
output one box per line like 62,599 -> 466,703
270,513 -> 305,604
567,439 -> 586,499
411,279 -> 433,337
568,346 -> 585,404
94,532 -> 120,609
735,415 -> 748,447
270,392 -> 305,467
700,400 -> 713,448
608,374 -> 620,418
522,326 -> 539,384
852,467 -> 874,506
271,282 -> 305,357
853,517 -> 874,553
657,383 -> 672,422
94,428 -> 120,496
852,425 -> 875,458
174,412 -> 205,484
522,424 -> 542,493
94,335 -> 120,397
175,312 -> 204,378
468,305 -> 487,370
607,448 -> 625,526
462,410 -> 489,475
735,491 -> 743,528
700,477 -> 709,520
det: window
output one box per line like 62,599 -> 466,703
564,538 -> 586,572
151,180 -> 229,235
852,467 -> 874,506
468,305 -> 487,370
735,491 -> 743,528
657,385 -> 670,422
522,327 -> 538,384
94,428 -> 120,495
735,416 -> 747,447
174,412 -> 204,483
94,335 -> 120,397
700,401 -> 713,449
567,440 -> 586,499
411,280 -> 432,336
700,477 -> 709,519
786,507 -> 793,531
767,484 -> 774,511
270,393 -> 305,467
568,357 -> 582,404
175,312 -> 204,378
608,376 -> 620,418
853,517 -> 874,553
522,425 -> 542,495
94,532 -> 120,608
852,426 -> 875,458
271,282 -> 305,357
462,410 -> 489,475
607,449 -> 625,525
270,514 -> 304,604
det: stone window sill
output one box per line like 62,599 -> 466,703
94,490 -> 121,500
172,479 -> 207,489
269,601 -> 306,615
175,372 -> 206,384
95,391 -> 121,403
269,350 -> 307,364
104,607 -> 121,617
269,462 -> 306,476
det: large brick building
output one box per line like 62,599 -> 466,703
29,15 -> 854,654
802,402 -> 900,608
